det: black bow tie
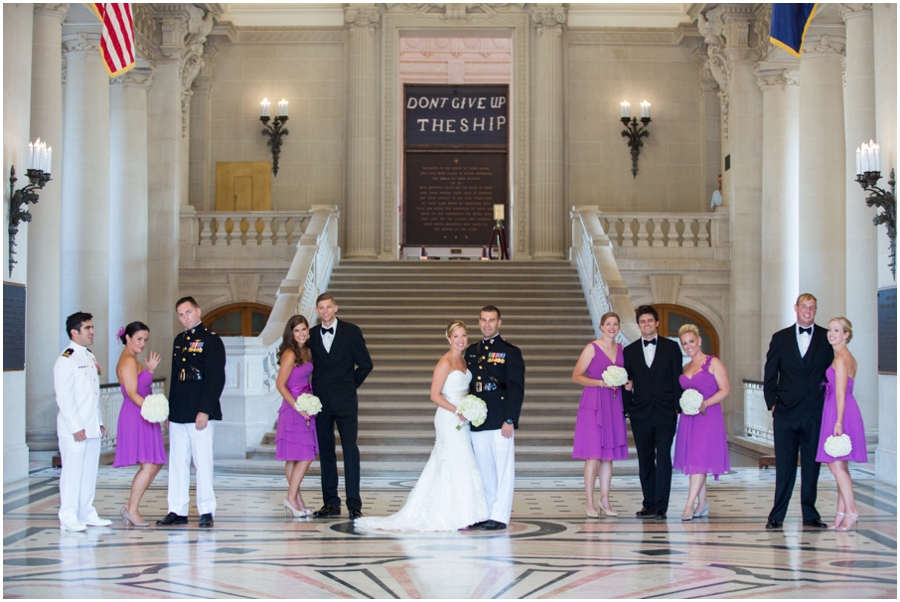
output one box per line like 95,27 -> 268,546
799,327 -> 812,336
321,327 -> 334,336
643,338 -> 657,347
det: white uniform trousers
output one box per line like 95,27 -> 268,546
167,421 -> 216,516
471,429 -> 515,525
57,436 -> 102,525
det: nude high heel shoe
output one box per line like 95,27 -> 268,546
283,499 -> 308,518
693,502 -> 710,518
120,506 -> 149,527
837,513 -> 859,532
829,512 -> 845,531
597,501 -> 618,517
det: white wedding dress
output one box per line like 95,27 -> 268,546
355,369 -> 489,532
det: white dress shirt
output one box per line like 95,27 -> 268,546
642,336 -> 657,368
322,318 -> 338,353
53,341 -> 103,438
796,323 -> 812,357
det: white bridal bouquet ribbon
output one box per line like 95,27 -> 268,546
601,366 -> 628,397
294,393 -> 322,427
140,394 -> 169,423
679,388 -> 705,416
824,433 -> 853,458
456,394 -> 488,430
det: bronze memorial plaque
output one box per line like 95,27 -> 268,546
405,152 -> 507,246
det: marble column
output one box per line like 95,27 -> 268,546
25,3 -> 68,451
60,29 -> 111,381
344,6 -> 381,259
530,6 -> 566,259
755,62 -> 800,364
4,2 -> 35,484
872,2 -> 897,486
841,4 -> 878,432
108,68 -> 153,376
798,34 -> 846,321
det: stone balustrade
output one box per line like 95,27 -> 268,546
99,379 -> 167,453
742,379 -> 773,444
188,211 -> 312,247
600,212 -> 726,248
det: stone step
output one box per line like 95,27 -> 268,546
356,390 -> 585,403
261,429 -> 627,447
325,298 -> 590,308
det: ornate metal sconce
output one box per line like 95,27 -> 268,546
620,101 -> 651,178
260,98 -> 289,177
8,165 -> 51,277
855,167 -> 896,280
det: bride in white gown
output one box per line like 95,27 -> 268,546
355,320 -> 489,532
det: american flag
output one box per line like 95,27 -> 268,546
89,3 -> 136,77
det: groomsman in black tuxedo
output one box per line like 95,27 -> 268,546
622,305 -> 683,520
309,293 -> 373,520
763,293 -> 833,530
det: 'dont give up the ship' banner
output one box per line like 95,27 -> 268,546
405,85 -> 508,147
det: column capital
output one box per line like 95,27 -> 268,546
754,62 -> 800,91
530,6 -> 567,36
839,3 -> 874,22
34,4 -> 68,22
110,65 -> 155,89
344,5 -> 382,34
802,34 -> 846,59
62,31 -> 101,55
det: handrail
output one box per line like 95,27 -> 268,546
570,206 -> 641,343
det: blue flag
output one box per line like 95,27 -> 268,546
770,3 -> 817,57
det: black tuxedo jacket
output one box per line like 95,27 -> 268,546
309,319 -> 373,417
466,335 -> 525,431
622,336 -> 683,423
763,324 -> 833,422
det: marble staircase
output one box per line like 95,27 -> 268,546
232,260 -> 638,477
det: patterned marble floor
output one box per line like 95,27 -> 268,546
4,463 -> 896,599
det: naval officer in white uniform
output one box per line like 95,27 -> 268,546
54,312 -> 113,531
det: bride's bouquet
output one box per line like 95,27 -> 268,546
601,366 -> 628,397
824,433 -> 852,458
294,393 -> 322,427
679,388 -> 705,416
141,394 -> 169,423
456,395 -> 488,430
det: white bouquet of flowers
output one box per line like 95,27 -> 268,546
456,394 -> 488,431
601,366 -> 629,397
141,394 -> 169,423
679,388 -> 705,416
294,393 -> 322,427
824,433 -> 853,458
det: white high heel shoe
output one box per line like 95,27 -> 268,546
283,499 -> 311,518
692,502 -> 710,518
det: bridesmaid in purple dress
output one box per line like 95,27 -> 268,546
113,322 -> 165,527
572,312 -> 628,518
275,315 -> 319,518
672,324 -> 731,521
815,318 -> 866,531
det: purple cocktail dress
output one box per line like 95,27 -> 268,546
572,342 -> 628,461
113,370 -> 166,467
816,366 -> 868,463
673,355 -> 730,479
275,362 -> 318,461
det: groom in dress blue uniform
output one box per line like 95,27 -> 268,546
309,293 -> 373,520
466,305 -> 525,531
763,293 -> 833,530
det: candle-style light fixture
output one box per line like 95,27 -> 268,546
855,139 -> 896,279
620,101 -> 651,178
8,138 -> 52,276
260,97 -> 289,176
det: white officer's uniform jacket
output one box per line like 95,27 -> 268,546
53,342 -> 103,439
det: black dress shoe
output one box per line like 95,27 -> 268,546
803,519 -> 828,528
349,509 -> 363,520
636,507 -> 656,518
655,511 -> 667,520
156,512 -> 188,526
313,504 -> 341,518
470,520 -> 489,528
479,520 -> 507,530
198,513 -> 214,528
765,519 -> 783,529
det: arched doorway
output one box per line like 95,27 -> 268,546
204,303 -> 272,337
652,304 -> 719,357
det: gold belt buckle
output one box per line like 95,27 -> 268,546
476,382 -> 483,392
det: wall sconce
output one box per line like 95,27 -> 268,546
8,139 -> 52,277
620,100 -> 651,178
260,98 -> 289,177
855,139 -> 896,279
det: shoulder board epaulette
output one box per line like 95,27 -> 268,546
62,348 -> 74,358
210,332 -> 216,335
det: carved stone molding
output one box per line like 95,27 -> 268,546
753,3 -> 772,60
568,29 -> 679,46
802,34 -> 846,59
531,6 -> 566,37
839,3 -> 874,21
62,32 -> 101,55
132,3 -> 156,61
345,6 -> 383,35
236,29 -> 343,44
754,63 -> 800,91
34,4 -> 68,22
110,67 -> 155,89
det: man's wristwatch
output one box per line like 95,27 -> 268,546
505,419 -> 514,425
